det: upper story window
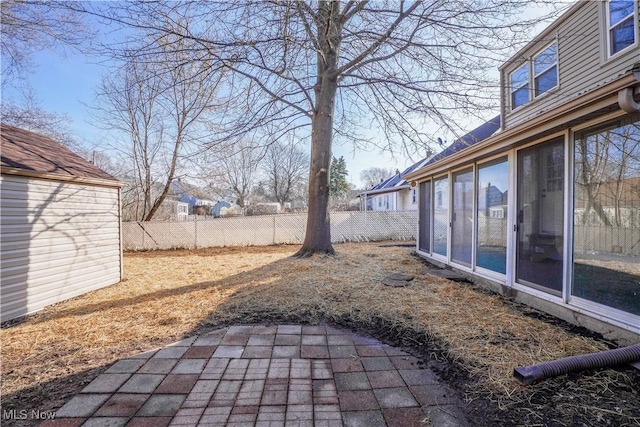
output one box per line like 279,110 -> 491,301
510,63 -> 530,109
509,41 -> 558,111
607,0 -> 638,56
533,43 -> 558,96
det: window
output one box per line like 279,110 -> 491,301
573,117 -> 640,315
510,63 -> 529,109
607,0 -> 637,56
509,41 -> 558,110
533,43 -> 558,96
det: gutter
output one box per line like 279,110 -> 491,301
405,72 -> 640,182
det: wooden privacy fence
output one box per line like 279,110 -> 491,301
122,211 -> 418,251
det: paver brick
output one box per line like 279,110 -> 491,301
80,417 -> 128,427
329,345 -> 358,358
242,346 -> 273,358
399,369 -> 440,386
126,416 -> 172,427
153,346 -> 189,359
331,358 -> 363,373
155,374 -> 199,393
300,345 -> 329,359
409,384 -> 458,405
55,394 -> 111,418
82,374 -> 131,393
360,356 -> 394,371
302,325 -> 326,335
327,334 -> 354,345
227,325 -> 254,335
252,325 -> 278,335
39,419 -> 85,427
192,334 -> 223,347
138,358 -> 178,374
94,393 -> 149,417
334,372 -> 371,391
311,360 -> 334,380
342,410 -> 386,427
221,334 -> 250,345
301,334 -> 327,345
183,345 -> 216,359
367,370 -> 405,388
373,387 -> 419,408
272,345 -> 300,358
277,325 -> 302,335
118,374 -> 164,393
136,394 -> 186,417
355,345 -> 387,357
212,345 -> 244,358
105,359 -> 146,374
390,355 -> 421,370
274,334 -> 301,346
338,390 -> 379,411
383,407 -> 427,427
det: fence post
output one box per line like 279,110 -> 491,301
273,215 -> 276,245
194,214 -> 198,249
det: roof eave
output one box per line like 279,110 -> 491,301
405,72 -> 640,182
1,166 -> 126,188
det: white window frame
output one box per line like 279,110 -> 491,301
605,0 -> 639,58
532,41 -> 558,98
509,62 -> 530,110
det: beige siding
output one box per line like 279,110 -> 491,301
503,1 -> 640,129
1,175 -> 122,322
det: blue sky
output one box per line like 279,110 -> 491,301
4,47 -> 417,187
2,2 -> 566,189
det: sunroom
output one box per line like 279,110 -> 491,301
406,108 -> 640,342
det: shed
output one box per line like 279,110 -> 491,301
1,124 -> 124,322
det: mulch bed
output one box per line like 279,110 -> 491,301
1,242 -> 639,426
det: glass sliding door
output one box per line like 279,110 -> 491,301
573,117 -> 640,315
418,181 -> 431,253
451,168 -> 474,266
516,137 -> 565,295
433,176 -> 449,257
476,157 -> 508,274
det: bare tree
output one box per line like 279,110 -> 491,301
360,167 -> 396,189
75,1 -> 564,255
262,141 -> 309,208
94,31 -> 224,221
214,139 -> 265,209
1,0 -> 90,89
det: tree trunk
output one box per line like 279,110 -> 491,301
295,0 -> 340,257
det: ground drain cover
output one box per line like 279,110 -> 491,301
383,273 -> 415,287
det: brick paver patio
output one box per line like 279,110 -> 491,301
43,324 -> 469,426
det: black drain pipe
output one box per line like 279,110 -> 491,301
514,343 -> 640,385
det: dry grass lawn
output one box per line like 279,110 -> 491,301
2,242 -> 638,426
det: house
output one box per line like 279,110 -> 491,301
405,1 -> 640,343
359,159 -> 430,211
1,124 -> 124,322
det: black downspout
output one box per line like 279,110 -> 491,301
514,343 -> 640,385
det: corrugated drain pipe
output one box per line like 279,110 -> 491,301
514,343 -> 640,385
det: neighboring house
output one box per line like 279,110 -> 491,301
1,124 -> 124,322
359,159 -> 430,211
405,1 -> 640,342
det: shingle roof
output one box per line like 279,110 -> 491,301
424,115 -> 501,166
1,124 -> 118,182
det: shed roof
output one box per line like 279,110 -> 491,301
1,124 -> 119,184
